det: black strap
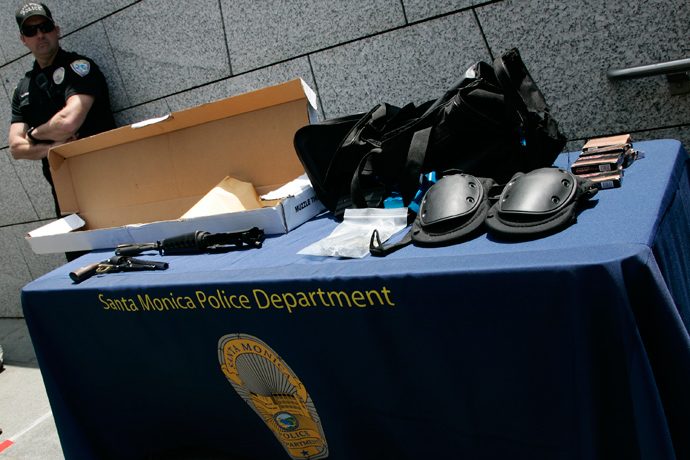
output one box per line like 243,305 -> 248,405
370,104 -> 394,129
350,125 -> 432,211
400,126 -> 432,205
323,104 -> 384,203
494,49 -> 547,113
493,48 -> 566,168
369,229 -> 413,257
350,148 -> 381,209
345,104 -> 409,210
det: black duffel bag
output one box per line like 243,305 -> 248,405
294,48 -> 567,219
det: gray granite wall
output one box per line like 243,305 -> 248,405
0,0 -> 688,317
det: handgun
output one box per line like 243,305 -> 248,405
70,255 -> 169,283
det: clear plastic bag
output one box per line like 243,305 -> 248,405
298,208 -> 408,258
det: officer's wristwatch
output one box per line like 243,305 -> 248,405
26,127 -> 52,144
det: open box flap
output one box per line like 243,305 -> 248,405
49,79 -> 315,162
47,79 -> 314,227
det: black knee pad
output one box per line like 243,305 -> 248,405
485,167 -> 598,239
370,171 -> 495,255
412,171 -> 495,246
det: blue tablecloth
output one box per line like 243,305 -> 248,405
22,139 -> 690,460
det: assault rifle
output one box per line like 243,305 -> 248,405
114,227 -> 265,256
70,228 -> 264,283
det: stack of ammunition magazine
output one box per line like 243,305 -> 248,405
571,134 -> 638,189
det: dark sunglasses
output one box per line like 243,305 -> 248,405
22,21 -> 55,37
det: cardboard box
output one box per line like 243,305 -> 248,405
26,79 -> 325,254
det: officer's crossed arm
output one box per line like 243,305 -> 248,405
8,123 -> 53,160
9,93 -> 94,161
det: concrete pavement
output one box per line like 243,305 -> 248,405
0,318 -> 64,460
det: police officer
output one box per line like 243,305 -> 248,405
8,2 -> 116,218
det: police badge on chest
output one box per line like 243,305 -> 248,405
53,67 -> 65,84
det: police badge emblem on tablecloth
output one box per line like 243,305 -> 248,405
218,333 -> 329,459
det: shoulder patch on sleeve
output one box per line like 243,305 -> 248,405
70,60 -> 91,77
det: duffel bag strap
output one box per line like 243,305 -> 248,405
350,148 -> 384,210
493,48 -> 566,168
349,125 -> 433,211
400,126 -> 432,205
493,48 -> 548,114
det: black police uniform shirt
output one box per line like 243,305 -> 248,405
10,47 -> 116,194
